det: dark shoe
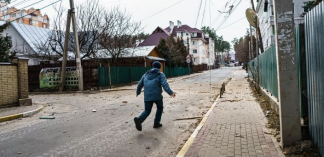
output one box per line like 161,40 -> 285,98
153,123 -> 162,128
134,117 -> 142,131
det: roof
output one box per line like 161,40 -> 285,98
138,27 -> 170,46
10,22 -> 52,54
138,32 -> 169,46
95,46 -> 164,61
124,46 -> 156,57
165,24 -> 203,36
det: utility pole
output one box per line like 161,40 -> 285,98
273,0 -> 301,147
59,0 -> 83,92
70,0 -> 83,91
59,11 -> 72,92
256,20 -> 260,93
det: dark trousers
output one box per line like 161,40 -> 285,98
138,99 -> 163,125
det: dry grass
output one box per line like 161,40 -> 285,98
248,79 -> 321,157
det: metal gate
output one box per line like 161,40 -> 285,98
305,2 -> 324,155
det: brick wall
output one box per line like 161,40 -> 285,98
15,59 -> 29,99
0,64 -> 18,107
0,58 -> 29,108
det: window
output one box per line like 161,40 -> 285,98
192,41 -> 196,45
272,25 -> 275,35
183,40 -> 187,45
193,58 -> 196,62
191,32 -> 197,37
30,20 -> 38,25
193,49 -> 197,53
11,14 -> 16,18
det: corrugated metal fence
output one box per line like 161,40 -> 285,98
165,66 -> 193,78
98,66 -> 193,88
98,67 -> 151,87
248,45 -> 278,99
305,2 -> 324,155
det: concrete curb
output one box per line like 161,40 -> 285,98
0,105 -> 44,123
176,96 -> 220,157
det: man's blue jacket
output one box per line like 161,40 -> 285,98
136,68 -> 173,101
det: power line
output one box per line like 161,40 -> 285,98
200,0 -> 208,27
211,0 -> 231,27
215,0 -> 243,30
12,0 -> 30,7
209,0 -> 211,27
140,0 -> 186,21
0,0 -> 45,19
217,17 -> 245,31
6,0 -> 62,45
195,0 -> 203,28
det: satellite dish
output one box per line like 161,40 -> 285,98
245,8 -> 259,28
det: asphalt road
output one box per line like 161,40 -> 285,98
0,67 -> 239,157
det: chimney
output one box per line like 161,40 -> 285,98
169,21 -> 174,33
177,20 -> 182,28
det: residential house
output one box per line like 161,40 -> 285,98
1,21 -> 52,65
256,0 -> 309,50
0,4 -> 49,29
138,27 -> 170,46
138,20 -> 215,66
96,46 -> 166,72
165,20 -> 214,66
204,33 -> 215,67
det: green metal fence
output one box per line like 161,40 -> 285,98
164,66 -> 193,78
248,45 -> 278,99
98,67 -> 151,87
305,3 -> 324,155
98,66 -> 193,87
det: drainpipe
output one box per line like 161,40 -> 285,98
143,56 -> 146,67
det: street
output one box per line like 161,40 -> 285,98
0,67 -> 238,157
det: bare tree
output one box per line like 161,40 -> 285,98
98,7 -> 142,66
35,0 -> 104,61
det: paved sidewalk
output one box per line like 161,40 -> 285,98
0,104 -> 43,123
182,69 -> 284,157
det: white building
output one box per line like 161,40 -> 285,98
165,20 -> 215,66
1,21 -> 52,65
256,0 -> 309,50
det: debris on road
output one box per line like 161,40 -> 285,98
39,116 -> 55,119
173,117 -> 202,121
122,101 -> 127,103
92,109 -> 96,112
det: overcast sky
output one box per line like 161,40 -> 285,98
10,0 -> 254,45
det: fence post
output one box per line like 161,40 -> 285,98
274,0 -> 301,147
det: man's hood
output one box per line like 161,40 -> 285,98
146,68 -> 161,80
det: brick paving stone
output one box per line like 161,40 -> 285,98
184,70 -> 284,157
